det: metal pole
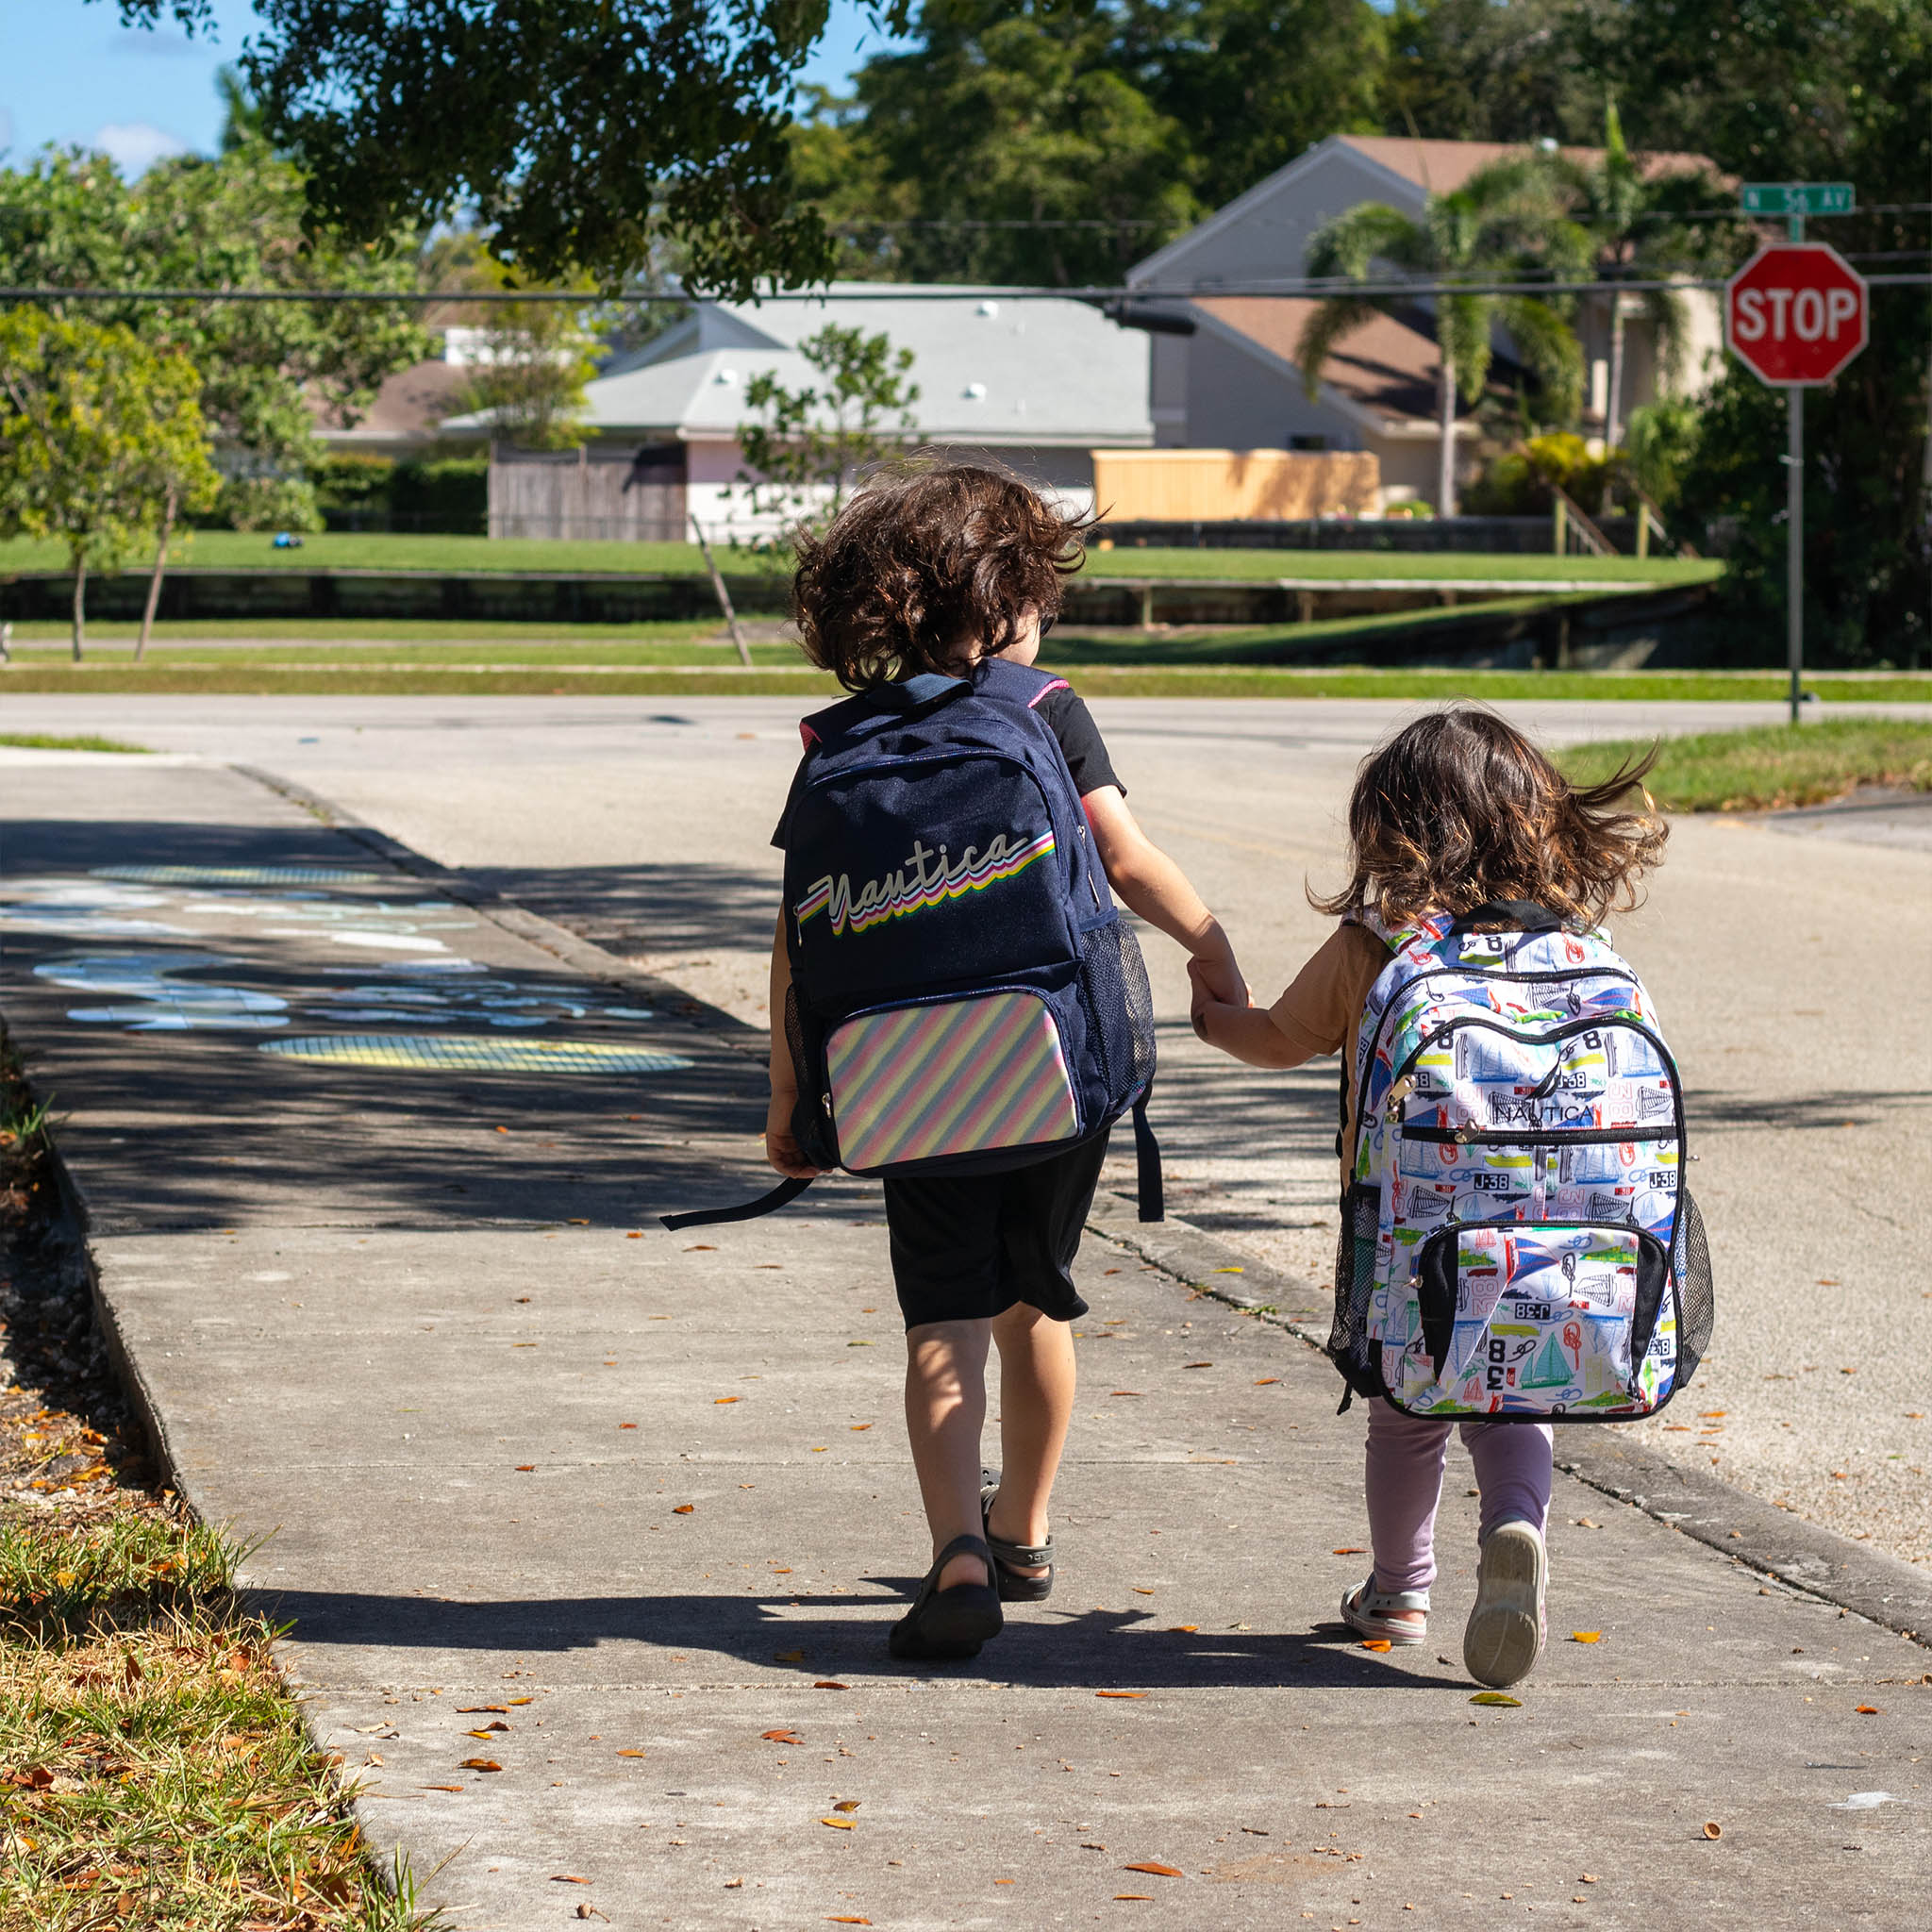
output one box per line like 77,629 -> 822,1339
1787,203 -> 1804,726
1788,391 -> 1803,724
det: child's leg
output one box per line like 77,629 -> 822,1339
1364,1398 -> 1456,1602
1459,1420 -> 1555,1541
985,1301 -> 1076,1574
904,1319 -> 995,1591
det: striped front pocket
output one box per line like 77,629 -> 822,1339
826,992 -> 1078,1172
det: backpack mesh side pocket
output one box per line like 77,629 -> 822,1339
1326,1182 -> 1384,1397
1078,918 -> 1157,1109
785,985 -> 839,1170
1671,1188 -> 1715,1387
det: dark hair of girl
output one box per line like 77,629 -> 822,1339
791,458 -> 1091,691
1311,706 -> 1668,928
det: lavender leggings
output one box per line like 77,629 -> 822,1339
1365,1398 -> 1554,1596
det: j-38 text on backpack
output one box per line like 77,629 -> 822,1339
664,659 -> 1160,1231
1327,900 -> 1713,1422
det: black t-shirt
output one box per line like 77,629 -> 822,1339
769,670 -> 1122,849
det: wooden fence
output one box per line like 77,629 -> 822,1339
488,446 -> 687,541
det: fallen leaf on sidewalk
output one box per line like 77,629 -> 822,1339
514,1465 -> 536,1473
774,1650 -> 806,1662
1856,1706 -> 1881,1715
833,1800 -> 860,1812
1122,1861 -> 1183,1877
617,1749 -> 647,1757
619,1423 -> 637,1429
673,1504 -> 694,1514
508,1696 -> 535,1706
715,1397 -> 741,1405
1332,1547 -> 1366,1556
552,1874 -> 591,1884
1702,1822 -> 1722,1840
1110,1391 -> 1144,1397
1254,1377 -> 1278,1386
1469,1693 -> 1521,1708
1166,1624 -> 1198,1634
1114,1894 -> 1153,1902
1570,1632 -> 1603,1644
825,1917 -> 872,1924
820,1816 -> 854,1830
420,1784 -> 463,1792
1359,1640 -> 1392,1653
1182,1361 -> 1213,1369
1131,1588 -> 1155,1596
626,1232 -> 642,1240
761,1730 -> 804,1744
684,1245 -> 716,1252
850,1424 -> 873,1431
1096,1691 -> 1145,1700
814,1681 -> 849,1690
465,1724 -> 509,1736
458,1758 -> 502,1773
456,1706 -> 508,1714
1213,1266 -> 1243,1274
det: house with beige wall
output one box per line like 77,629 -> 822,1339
1124,134 -> 1724,510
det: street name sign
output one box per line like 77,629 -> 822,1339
1724,243 -> 1869,388
1740,182 -> 1856,218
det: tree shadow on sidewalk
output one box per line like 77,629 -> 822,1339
258,1586 -> 1466,1692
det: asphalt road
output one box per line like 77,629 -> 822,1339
4,692 -> 1927,1571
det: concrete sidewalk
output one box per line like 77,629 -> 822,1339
2,752 -> 1927,1931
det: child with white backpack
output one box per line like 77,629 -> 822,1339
1191,708 -> 1712,1688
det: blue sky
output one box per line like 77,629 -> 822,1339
0,0 -> 905,177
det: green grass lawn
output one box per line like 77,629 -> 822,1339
1560,717 -> 1932,810
4,654 -> 1928,702
0,731 -> 151,752
0,529 -> 1714,585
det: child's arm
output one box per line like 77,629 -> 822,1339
1082,786 -> 1245,1005
1187,966 -> 1311,1068
765,912 -> 823,1179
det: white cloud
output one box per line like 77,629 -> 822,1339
92,121 -> 189,176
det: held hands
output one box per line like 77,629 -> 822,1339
765,1091 -> 824,1181
1187,944 -> 1248,1043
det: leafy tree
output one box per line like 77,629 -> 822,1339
1123,0 -> 1388,212
844,3 -> 1201,286
0,310 -> 219,659
1383,0 -> 1614,147
1296,157 -> 1588,516
732,325 -> 920,534
1590,0 -> 1931,666
429,234 -> 602,452
0,142 -> 431,508
1550,101 -> 1735,451
114,0 -> 905,296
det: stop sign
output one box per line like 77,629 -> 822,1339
1725,243 -> 1868,386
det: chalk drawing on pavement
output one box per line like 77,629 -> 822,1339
0,878 -> 190,939
259,1035 -> 692,1074
94,865 -> 384,887
34,953 -> 290,1031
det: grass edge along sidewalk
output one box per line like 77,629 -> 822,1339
5,658 -> 1932,704
0,1049 -> 440,1932
1560,717 -> 1932,811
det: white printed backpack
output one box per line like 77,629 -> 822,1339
1328,900 -> 1713,1421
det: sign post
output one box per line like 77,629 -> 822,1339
1726,191 -> 1867,724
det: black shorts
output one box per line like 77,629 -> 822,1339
881,1131 -> 1110,1331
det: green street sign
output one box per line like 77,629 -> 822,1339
1740,182 -> 1856,217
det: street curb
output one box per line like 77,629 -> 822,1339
1087,1194 -> 1932,1650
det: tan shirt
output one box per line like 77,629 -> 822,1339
1265,923 -> 1391,1187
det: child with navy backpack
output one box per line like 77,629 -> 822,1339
763,462 -> 1246,1661
1191,708 -> 1711,1689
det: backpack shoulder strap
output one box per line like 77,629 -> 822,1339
798,674 -> 971,753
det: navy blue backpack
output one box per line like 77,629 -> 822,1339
665,659 -> 1161,1229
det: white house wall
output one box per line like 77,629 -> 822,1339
1159,325 -> 1367,453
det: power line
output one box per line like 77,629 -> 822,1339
5,271 -> 1929,305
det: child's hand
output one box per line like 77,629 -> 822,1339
765,1093 -> 823,1180
1188,949 -> 1248,1011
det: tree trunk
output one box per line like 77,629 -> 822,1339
1606,295 -> 1627,453
70,553 -> 87,662
137,488 -> 175,663
1437,355 -> 1457,520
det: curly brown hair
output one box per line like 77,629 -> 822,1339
792,458 -> 1091,691
1312,707 -> 1668,929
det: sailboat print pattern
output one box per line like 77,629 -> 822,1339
1339,912 -> 1712,1421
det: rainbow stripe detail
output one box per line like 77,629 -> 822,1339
827,993 -> 1077,1170
795,829 -> 1055,938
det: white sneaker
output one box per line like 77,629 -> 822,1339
1463,1521 -> 1547,1689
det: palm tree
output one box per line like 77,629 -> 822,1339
1296,156 -> 1589,518
1554,102 -> 1731,450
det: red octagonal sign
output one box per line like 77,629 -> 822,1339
1726,243 -> 1868,387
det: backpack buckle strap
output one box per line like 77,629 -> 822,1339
1131,1089 -> 1163,1224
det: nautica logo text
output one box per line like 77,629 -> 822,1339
796,830 -> 1055,937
